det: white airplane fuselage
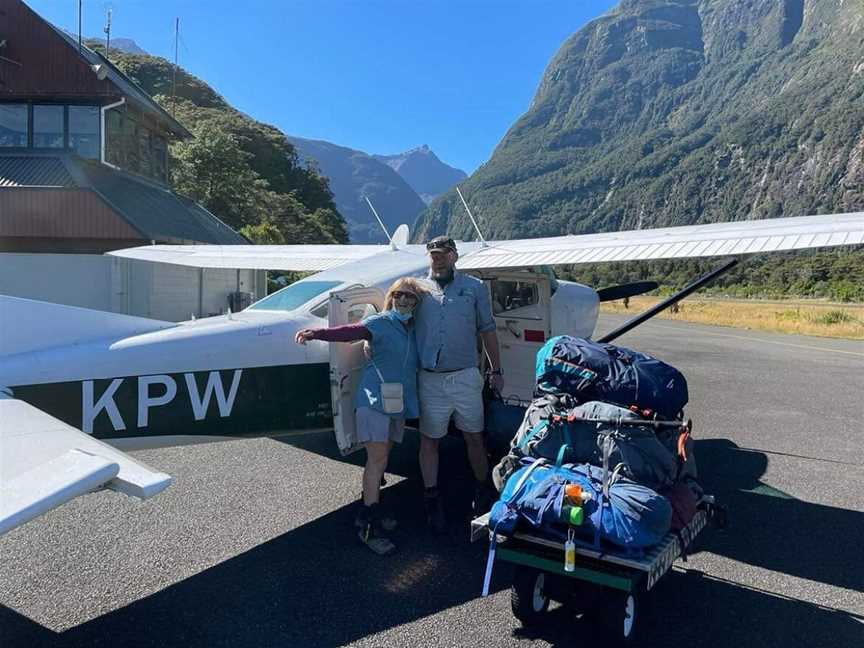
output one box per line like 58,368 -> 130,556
0,247 -> 599,448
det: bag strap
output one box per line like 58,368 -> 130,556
371,359 -> 386,384
516,420 -> 547,450
555,444 -> 570,468
370,327 -> 412,384
504,457 -> 547,504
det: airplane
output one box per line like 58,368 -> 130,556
1,211 -> 862,537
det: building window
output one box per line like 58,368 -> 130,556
152,134 -> 167,182
68,106 -> 100,159
0,104 -> 28,147
106,107 -> 168,183
33,105 -> 65,148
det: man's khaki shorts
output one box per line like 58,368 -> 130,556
419,367 -> 485,439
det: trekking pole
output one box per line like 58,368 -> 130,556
547,413 -> 693,434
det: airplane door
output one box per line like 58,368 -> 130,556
328,286 -> 385,455
487,272 -> 551,402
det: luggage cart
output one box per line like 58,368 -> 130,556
471,498 -> 725,645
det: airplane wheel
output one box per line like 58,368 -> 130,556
510,567 -> 550,626
597,590 -> 641,646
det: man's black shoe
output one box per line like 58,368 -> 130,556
424,491 -> 447,535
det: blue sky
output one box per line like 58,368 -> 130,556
28,0 -> 618,173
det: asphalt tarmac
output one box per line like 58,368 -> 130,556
1,315 -> 862,648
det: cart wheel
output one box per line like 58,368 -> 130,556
510,567 -> 550,626
597,590 -> 640,646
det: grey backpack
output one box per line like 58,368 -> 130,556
494,398 -> 695,492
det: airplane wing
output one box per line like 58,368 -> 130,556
0,395 -> 171,536
107,213 -> 864,272
457,212 -> 864,269
107,243 -> 389,272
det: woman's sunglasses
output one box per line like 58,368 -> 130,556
392,291 -> 418,302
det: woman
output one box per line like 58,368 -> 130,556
294,277 -> 424,555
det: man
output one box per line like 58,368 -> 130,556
414,235 -> 503,533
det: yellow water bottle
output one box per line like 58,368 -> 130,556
564,529 -> 576,572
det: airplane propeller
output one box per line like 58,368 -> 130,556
595,281 -> 659,302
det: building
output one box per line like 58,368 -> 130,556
0,0 -> 263,320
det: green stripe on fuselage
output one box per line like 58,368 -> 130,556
11,363 -> 332,440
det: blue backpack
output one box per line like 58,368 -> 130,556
535,336 -> 689,420
489,457 -> 672,550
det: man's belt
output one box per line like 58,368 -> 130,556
422,367 -> 467,373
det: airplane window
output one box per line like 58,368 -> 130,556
247,280 -> 342,312
310,302 -> 329,319
347,303 -> 378,324
490,280 -> 539,314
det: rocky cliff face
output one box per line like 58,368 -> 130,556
374,145 -> 467,204
288,137 -> 427,243
414,0 -> 864,242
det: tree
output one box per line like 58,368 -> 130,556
171,123 -> 268,230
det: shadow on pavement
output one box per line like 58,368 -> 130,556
2,436 -> 862,647
696,438 -> 864,593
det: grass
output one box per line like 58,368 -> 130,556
600,296 -> 864,339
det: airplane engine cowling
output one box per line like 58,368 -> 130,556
550,281 -> 600,340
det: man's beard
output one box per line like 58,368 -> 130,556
431,267 -> 454,283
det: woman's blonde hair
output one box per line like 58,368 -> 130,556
384,277 -> 427,311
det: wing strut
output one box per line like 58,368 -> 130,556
597,258 -> 739,343
456,186 -> 488,248
364,196 -> 396,250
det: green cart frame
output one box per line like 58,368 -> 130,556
471,499 -> 723,645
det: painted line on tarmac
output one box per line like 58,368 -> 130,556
640,322 -> 864,358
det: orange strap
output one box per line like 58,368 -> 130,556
677,430 -> 690,461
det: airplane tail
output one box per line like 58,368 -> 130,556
0,295 -> 174,358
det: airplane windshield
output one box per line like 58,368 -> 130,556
247,280 -> 342,312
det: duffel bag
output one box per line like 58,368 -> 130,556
489,458 -> 672,549
493,398 -> 685,491
576,401 -> 680,491
535,335 -> 688,420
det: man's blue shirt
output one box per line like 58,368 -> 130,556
415,272 -> 496,371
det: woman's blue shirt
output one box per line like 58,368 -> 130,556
354,311 -> 419,419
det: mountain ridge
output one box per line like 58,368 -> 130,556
415,0 -> 864,244
374,145 -> 467,204
287,136 -> 427,243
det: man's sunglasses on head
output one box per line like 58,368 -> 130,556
426,238 -> 456,253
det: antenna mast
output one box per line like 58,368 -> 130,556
364,196 -> 396,249
455,186 -> 488,248
171,17 -> 179,116
104,9 -> 112,57
78,0 -> 82,52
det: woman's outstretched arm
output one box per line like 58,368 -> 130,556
295,324 -> 373,344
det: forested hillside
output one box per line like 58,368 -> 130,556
89,43 -> 347,245
415,0 -> 863,300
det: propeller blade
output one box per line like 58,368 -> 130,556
598,259 -> 738,343
596,281 -> 659,302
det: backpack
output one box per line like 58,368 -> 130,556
535,336 -> 689,420
489,458 -> 673,549
493,397 -> 693,492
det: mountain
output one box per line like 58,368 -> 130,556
415,0 -> 864,245
80,36 -> 146,55
374,145 -> 467,204
288,137 -> 427,243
